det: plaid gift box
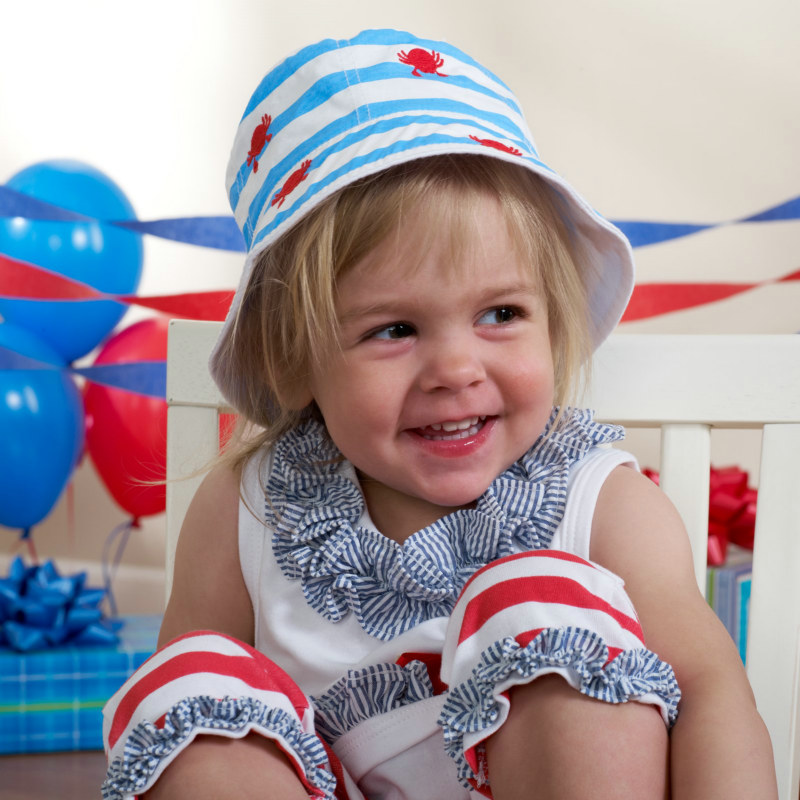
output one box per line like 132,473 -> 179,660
0,614 -> 160,754
707,548 -> 752,665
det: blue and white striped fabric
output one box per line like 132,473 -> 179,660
268,408 -> 625,642
210,29 -> 635,407
312,660 -> 435,744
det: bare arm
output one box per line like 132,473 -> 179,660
158,463 -> 254,648
590,465 -> 777,799
142,466 -> 309,800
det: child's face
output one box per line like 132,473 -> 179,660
302,194 -> 555,541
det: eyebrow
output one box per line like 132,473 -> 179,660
338,302 -> 403,326
337,281 -> 542,325
478,281 -> 541,304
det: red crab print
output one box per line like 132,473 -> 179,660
271,159 -> 312,208
397,48 -> 448,77
247,114 -> 273,173
469,135 -> 522,156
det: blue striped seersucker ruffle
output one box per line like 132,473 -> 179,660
268,407 -> 624,641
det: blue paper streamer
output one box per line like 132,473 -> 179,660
2,182 -> 797,251
0,185 -> 91,223
742,195 -> 800,223
611,221 -> 714,248
71,360 -> 167,398
0,556 -> 120,652
0,343 -> 62,371
0,344 -> 167,398
113,217 -> 245,252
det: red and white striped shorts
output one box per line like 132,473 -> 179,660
102,551 -> 680,799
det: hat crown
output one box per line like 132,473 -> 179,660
225,29 -> 542,253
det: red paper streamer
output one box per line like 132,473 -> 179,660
0,252 -> 232,321
622,269 -> 800,322
120,291 -> 234,321
0,252 -> 100,300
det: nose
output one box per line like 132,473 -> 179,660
418,334 -> 486,393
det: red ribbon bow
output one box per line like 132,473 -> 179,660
644,466 -> 757,566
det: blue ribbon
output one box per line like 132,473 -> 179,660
612,195 -> 800,247
2,183 -> 797,252
741,195 -> 800,223
612,221 -> 713,248
70,360 -> 167,398
0,185 -> 245,251
112,217 -> 246,252
0,343 -> 166,398
0,185 -> 92,223
0,556 -> 121,652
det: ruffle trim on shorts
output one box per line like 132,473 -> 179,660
268,409 -> 625,641
101,695 -> 338,800
438,627 -> 681,789
312,660 -> 435,744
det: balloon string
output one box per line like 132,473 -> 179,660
18,528 -> 39,563
67,479 -> 76,550
101,517 -> 136,618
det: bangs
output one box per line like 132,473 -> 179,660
330,155 -> 550,286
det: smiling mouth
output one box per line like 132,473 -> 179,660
415,415 -> 488,441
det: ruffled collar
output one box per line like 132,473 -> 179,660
267,408 -> 623,641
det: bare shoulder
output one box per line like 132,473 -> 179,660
589,465 -> 702,650
589,465 -> 746,682
158,462 -> 254,647
589,464 -> 696,592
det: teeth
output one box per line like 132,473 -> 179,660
421,416 -> 487,441
439,416 -> 480,432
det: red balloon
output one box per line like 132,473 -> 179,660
84,318 -> 167,518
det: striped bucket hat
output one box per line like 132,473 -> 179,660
210,28 -> 634,405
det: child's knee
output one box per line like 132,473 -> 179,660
506,672 -> 668,743
485,675 -> 669,799
142,733 -> 310,800
103,631 -> 337,800
437,551 -> 679,791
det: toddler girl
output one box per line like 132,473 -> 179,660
102,29 -> 776,799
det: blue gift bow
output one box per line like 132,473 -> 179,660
0,556 -> 121,652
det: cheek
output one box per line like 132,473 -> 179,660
311,366 -> 397,440
508,349 -> 555,398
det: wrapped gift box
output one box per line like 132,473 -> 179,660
707,548 -> 752,665
0,614 -> 160,754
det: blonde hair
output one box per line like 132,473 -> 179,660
215,154 -> 594,470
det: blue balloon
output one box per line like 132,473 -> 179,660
0,321 -> 84,530
0,160 -> 143,363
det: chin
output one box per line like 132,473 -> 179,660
421,483 -> 491,511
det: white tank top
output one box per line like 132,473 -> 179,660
239,442 -> 636,694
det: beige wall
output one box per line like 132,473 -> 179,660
1,0 -> 798,610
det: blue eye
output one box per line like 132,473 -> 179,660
478,307 -> 518,325
372,322 -> 415,340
